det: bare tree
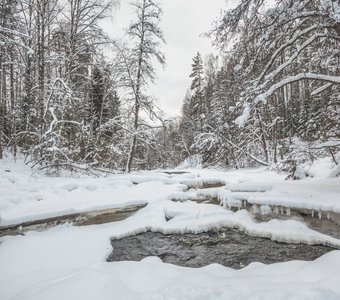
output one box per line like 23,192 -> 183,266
123,0 -> 165,173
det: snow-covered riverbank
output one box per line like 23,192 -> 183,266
1,157 -> 340,299
1,157 -> 340,227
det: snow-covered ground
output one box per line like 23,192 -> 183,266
1,157 -> 340,299
2,223 -> 340,300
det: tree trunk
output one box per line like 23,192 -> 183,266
0,52 -> 3,159
1,55 -> 7,159
10,50 -> 17,159
37,0 -> 46,134
126,0 -> 146,173
126,87 -> 141,172
257,110 -> 269,164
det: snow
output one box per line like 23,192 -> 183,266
1,157 -> 340,299
322,0 -> 340,22
235,104 -> 250,126
2,157 -> 339,229
179,178 -> 225,189
256,24 -> 319,85
228,183 -> 272,193
256,73 -> 340,103
311,82 -> 333,96
313,140 -> 340,149
1,211 -> 340,299
185,161 -> 340,215
0,160 -> 179,226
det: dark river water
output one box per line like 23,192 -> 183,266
107,228 -> 335,269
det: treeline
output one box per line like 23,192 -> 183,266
1,0 -> 340,174
0,0 -> 168,172
162,0 -> 340,174
0,0 -> 122,168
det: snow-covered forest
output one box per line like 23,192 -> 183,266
1,0 -> 340,299
0,0 -> 166,172
177,0 -> 340,173
1,0 -> 340,175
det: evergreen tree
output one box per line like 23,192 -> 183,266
189,52 -> 205,132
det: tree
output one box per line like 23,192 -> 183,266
91,66 -> 107,131
189,52 -> 205,132
178,52 -> 206,160
203,0 -> 340,169
0,0 -> 127,171
0,0 -> 19,159
123,0 -> 165,173
0,0 -> 40,159
88,63 -> 122,168
179,90 -> 196,157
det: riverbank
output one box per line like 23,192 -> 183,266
1,157 -> 340,299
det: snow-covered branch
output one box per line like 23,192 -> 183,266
256,73 -> 340,103
256,25 -> 319,85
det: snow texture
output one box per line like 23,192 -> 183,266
0,157 -> 340,299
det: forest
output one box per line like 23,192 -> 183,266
1,1 -> 340,299
0,0 -> 339,176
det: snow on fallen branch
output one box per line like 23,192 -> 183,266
312,140 -> 340,149
38,162 -> 101,177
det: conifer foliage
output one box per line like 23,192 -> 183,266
1,0 -> 339,175
173,0 -> 340,172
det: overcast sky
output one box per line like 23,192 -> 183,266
106,0 -> 227,117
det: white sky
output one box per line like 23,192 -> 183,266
104,0 -> 227,117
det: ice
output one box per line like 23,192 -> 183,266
227,183 -> 272,193
179,178 -> 226,189
0,158 -> 340,299
260,205 -> 272,215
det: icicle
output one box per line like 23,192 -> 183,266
275,206 -> 279,215
327,213 -> 331,220
319,210 -> 322,220
312,209 -> 314,218
260,205 -> 271,215
286,208 -> 291,216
